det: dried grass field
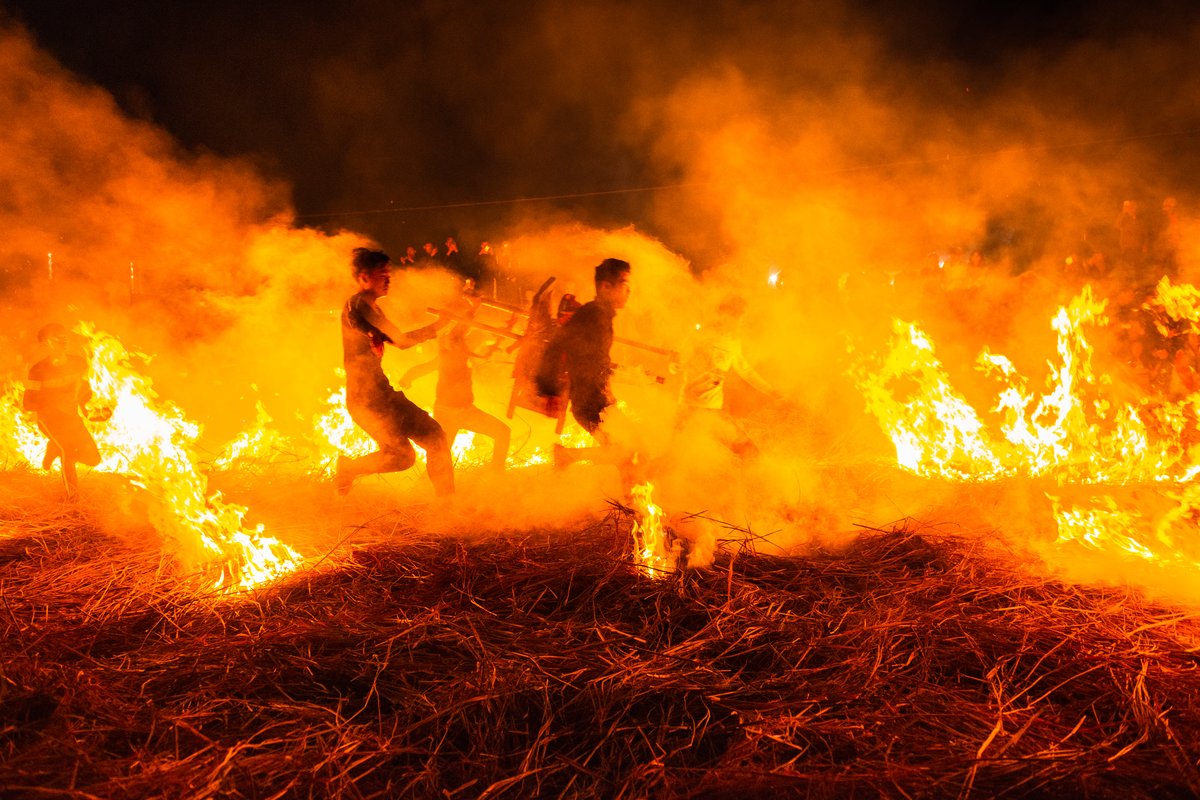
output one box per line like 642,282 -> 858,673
3,473 -> 1200,799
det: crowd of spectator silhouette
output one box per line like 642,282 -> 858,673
390,236 -> 531,305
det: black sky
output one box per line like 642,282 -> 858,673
3,0 -> 1200,255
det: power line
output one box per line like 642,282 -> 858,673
294,127 -> 1200,220
294,183 -> 702,220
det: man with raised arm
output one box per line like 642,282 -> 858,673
337,247 -> 454,497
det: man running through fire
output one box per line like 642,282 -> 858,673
24,323 -> 101,499
536,257 -> 632,466
678,294 -> 779,458
336,247 -> 455,497
399,286 -> 512,472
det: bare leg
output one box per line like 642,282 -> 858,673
336,443 -> 416,495
412,427 -> 455,497
41,441 -> 61,470
491,431 -> 511,470
345,394 -> 454,497
439,404 -> 511,471
61,458 -> 79,499
475,412 -> 511,471
37,421 -> 62,470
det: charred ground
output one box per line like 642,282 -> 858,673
3,474 -> 1200,799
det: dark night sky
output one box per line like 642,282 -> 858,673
3,0 -> 1200,254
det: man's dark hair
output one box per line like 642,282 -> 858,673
37,322 -> 67,343
351,247 -> 391,276
594,258 -> 630,287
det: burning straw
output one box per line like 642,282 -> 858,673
3,486 -> 1200,798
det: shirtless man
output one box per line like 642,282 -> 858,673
25,323 -> 101,498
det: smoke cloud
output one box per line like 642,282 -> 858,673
4,2 -> 1200,597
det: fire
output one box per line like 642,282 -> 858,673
451,431 -> 479,464
858,286 -> 1194,483
1146,277 -> 1200,334
857,281 -> 1200,575
856,320 -> 1003,480
84,324 -> 303,590
0,324 -> 302,591
1049,495 -> 1160,562
214,399 -> 293,473
630,481 -> 678,578
0,382 -> 50,468
234,370 -> 599,477
310,376 -> 374,478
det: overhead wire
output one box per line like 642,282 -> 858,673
293,127 -> 1200,221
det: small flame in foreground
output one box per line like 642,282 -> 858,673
630,481 -> 678,578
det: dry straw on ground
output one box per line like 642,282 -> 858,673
3,490 -> 1200,799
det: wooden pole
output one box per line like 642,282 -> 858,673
462,300 -> 680,358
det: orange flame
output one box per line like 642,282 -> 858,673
0,324 -> 302,591
858,286 -> 1194,483
630,481 -> 678,578
309,375 -> 375,478
858,282 -> 1200,575
0,382 -> 50,468
83,324 -> 303,590
214,399 -> 293,473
